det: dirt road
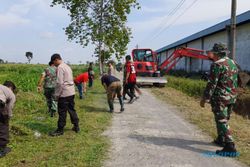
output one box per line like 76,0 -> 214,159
103,89 -> 245,167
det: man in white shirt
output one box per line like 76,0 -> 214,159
0,81 -> 16,158
49,54 -> 79,136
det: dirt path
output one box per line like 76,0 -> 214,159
103,89 -> 246,167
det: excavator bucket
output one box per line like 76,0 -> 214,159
136,76 -> 167,87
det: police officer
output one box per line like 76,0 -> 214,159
0,81 -> 16,158
200,43 -> 239,157
49,54 -> 80,136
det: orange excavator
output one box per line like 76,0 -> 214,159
131,47 -> 210,86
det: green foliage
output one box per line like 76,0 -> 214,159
167,76 -> 207,97
0,64 -> 44,92
0,64 -> 111,166
0,59 -> 4,64
51,0 -> 140,61
25,52 -> 33,64
0,64 -> 99,92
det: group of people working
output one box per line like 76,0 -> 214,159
0,53 -> 140,158
101,55 -> 141,113
0,42 -> 239,158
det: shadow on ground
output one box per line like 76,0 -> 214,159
23,122 -> 54,134
88,91 -> 106,95
82,105 -> 107,113
129,134 -> 215,154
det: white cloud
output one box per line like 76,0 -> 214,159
8,0 -> 37,15
39,31 -> 56,39
0,13 -> 30,29
0,0 -> 37,29
0,0 -> 51,29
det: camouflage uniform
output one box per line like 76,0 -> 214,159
43,66 -> 57,114
203,43 -> 238,144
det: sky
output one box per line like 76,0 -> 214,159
0,0 -> 250,64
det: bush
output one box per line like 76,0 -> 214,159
167,76 -> 206,97
166,75 -> 250,119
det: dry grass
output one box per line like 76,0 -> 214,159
152,87 -> 250,166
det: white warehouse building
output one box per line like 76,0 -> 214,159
156,10 -> 250,72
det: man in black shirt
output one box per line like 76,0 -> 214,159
101,74 -> 124,112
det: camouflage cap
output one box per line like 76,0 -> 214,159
209,43 -> 229,57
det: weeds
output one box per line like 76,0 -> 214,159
0,64 -> 111,167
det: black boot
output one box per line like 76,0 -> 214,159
49,129 -> 64,137
119,97 -> 125,112
213,136 -> 225,147
0,147 -> 11,158
128,97 -> 135,104
108,101 -> 114,113
72,125 -> 80,133
123,96 -> 128,100
216,142 -> 239,157
50,110 -> 56,117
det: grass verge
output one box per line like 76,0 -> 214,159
0,64 -> 111,167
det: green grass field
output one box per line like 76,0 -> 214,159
0,64 -> 111,167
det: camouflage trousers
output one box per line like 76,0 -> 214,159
44,88 -> 57,114
211,101 -> 234,143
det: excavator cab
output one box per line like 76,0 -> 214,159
132,49 -> 157,77
131,48 -> 167,86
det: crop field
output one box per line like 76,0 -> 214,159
0,64 -> 111,167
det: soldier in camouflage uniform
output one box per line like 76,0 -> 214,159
200,43 -> 239,157
38,61 -> 57,117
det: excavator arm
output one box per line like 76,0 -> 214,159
158,47 -> 210,73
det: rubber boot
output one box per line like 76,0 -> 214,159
0,147 -> 11,158
72,124 -> 80,133
216,142 -> 239,157
49,129 -> 64,137
128,97 -> 135,104
50,109 -> 56,117
213,135 -> 225,147
119,97 -> 124,112
108,101 -> 114,113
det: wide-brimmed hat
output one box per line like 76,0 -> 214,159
208,43 -> 229,57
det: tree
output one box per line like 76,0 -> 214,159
0,59 -> 4,64
51,0 -> 140,74
25,52 -> 33,64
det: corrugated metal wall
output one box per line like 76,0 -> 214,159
157,23 -> 250,72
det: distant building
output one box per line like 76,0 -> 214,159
156,10 -> 250,72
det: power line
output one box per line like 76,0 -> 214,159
156,0 -> 186,30
139,0 -> 186,45
151,0 -> 199,41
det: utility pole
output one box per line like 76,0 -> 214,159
230,0 -> 237,60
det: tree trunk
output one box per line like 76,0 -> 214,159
98,0 -> 104,75
98,46 -> 103,75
